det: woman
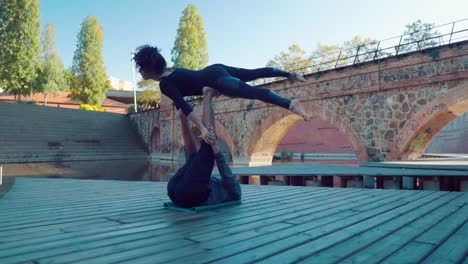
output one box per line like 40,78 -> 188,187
133,45 -> 310,142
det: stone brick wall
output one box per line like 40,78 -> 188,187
132,40 -> 468,165
128,109 -> 159,151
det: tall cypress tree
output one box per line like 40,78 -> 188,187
0,0 -> 41,99
71,16 -> 109,105
37,23 -> 66,105
171,4 -> 208,70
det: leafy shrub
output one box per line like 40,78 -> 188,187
79,104 -> 106,112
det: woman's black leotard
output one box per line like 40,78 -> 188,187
159,64 -> 292,116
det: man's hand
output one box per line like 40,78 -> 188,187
200,126 -> 215,143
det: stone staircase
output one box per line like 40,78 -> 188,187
0,102 -> 148,163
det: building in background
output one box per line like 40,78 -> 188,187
106,76 -> 141,104
0,76 -> 137,114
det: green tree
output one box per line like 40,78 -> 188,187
0,0 -> 41,99
343,36 -> 381,63
400,20 -> 440,53
37,23 -> 67,105
63,68 -> 75,91
71,16 -> 110,105
311,44 -> 344,70
171,4 -> 208,70
266,44 -> 311,74
137,79 -> 161,111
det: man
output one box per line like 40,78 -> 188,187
167,87 -> 241,208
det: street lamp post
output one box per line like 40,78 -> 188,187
131,50 -> 138,113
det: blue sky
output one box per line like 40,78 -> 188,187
39,0 -> 468,83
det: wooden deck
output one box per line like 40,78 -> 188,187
0,177 -> 467,264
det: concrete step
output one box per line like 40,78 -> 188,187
0,152 -> 147,158
0,154 -> 149,164
0,148 -> 146,154
0,102 -> 147,163
0,137 -> 144,147
0,102 -> 124,117
0,118 -> 127,127
0,134 -> 139,141
0,143 -> 146,150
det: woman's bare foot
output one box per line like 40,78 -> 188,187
289,99 -> 310,121
289,72 -> 306,82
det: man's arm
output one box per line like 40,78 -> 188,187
162,83 -> 215,143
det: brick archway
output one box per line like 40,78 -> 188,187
388,84 -> 468,160
247,103 -> 368,166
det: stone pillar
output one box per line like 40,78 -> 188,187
363,175 -> 374,188
402,176 -> 415,190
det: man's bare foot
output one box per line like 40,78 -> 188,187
289,72 -> 306,82
289,99 -> 310,121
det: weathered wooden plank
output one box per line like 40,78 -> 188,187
0,204 -> 166,233
189,190 -> 373,243
300,193 -> 467,263
1,178 -> 466,264
0,196 -> 167,224
0,188 -> 330,262
379,204 -> 468,264
360,161 -> 468,171
0,184 -> 340,260
283,189 -> 399,225
223,193 -> 440,263
221,163 -> 468,177
38,238 -> 195,264
421,221 -> 468,263
49,189 -> 367,264
160,190 -> 426,263
381,242 -> 434,264
107,187 -> 321,224
211,192 -> 449,264
381,196 -> 468,263
0,218 -> 122,243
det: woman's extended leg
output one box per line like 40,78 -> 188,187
220,64 -> 305,83
212,76 -> 310,120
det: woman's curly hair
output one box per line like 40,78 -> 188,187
133,45 -> 167,75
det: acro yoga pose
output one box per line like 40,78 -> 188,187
133,45 -> 310,142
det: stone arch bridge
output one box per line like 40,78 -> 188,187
130,41 -> 468,166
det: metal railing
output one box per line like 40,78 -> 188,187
259,18 -> 468,84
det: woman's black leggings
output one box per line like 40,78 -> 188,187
208,64 -> 293,110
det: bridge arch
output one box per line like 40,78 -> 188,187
247,102 -> 368,166
388,83 -> 468,160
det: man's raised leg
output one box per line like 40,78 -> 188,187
202,87 -> 241,201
